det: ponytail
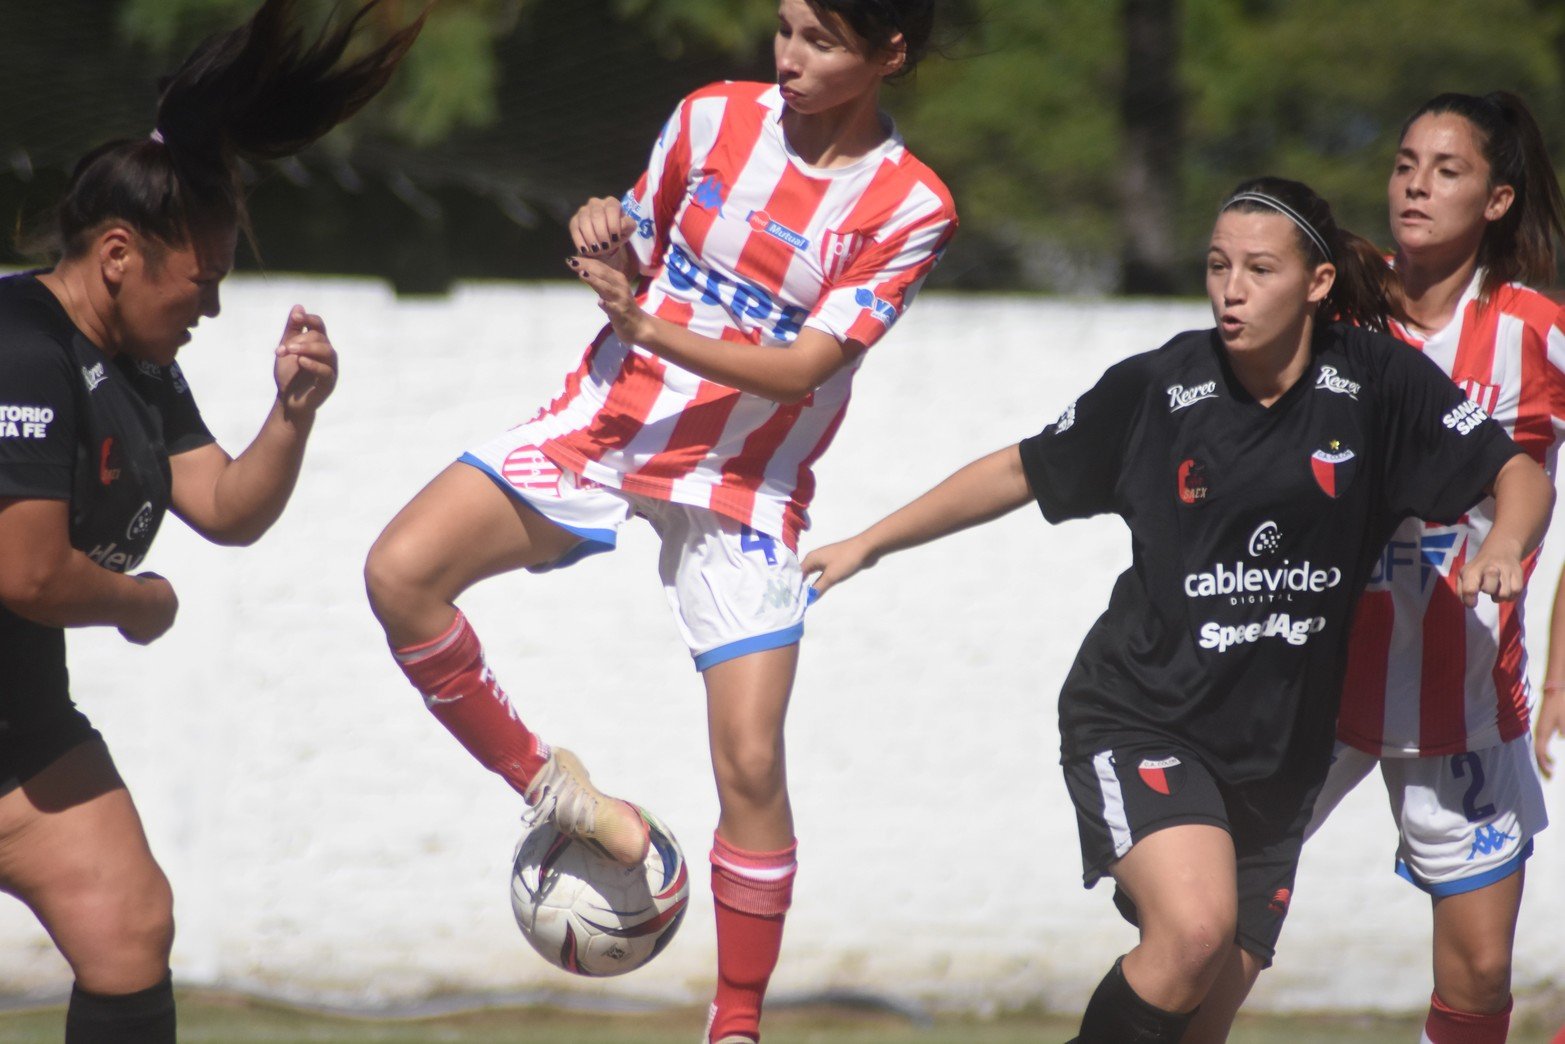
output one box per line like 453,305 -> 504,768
1402,91 -> 1565,298
48,0 -> 424,259
1220,176 -> 1401,332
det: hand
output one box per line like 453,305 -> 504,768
118,571 -> 177,645
800,535 -> 879,598
569,196 -> 639,277
1455,545 -> 1526,607
568,254 -> 652,347
1536,687 -> 1565,779
273,305 -> 339,419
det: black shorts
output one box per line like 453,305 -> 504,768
0,624 -> 101,796
1062,738 -> 1321,965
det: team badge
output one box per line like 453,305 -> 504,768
1310,440 -> 1357,498
1177,458 -> 1208,504
1137,755 -> 1184,796
99,437 -> 122,486
819,228 -> 866,282
501,446 -> 563,494
1458,378 -> 1500,416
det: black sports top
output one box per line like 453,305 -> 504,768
1019,322 -> 1521,786
0,273 -> 213,686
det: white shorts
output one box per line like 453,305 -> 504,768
461,425 -> 809,671
1308,736 -> 1548,896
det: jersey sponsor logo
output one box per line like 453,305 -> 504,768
1458,378 -> 1500,416
99,437 -> 121,485
1310,440 -> 1357,498
1443,399 -> 1488,435
1467,823 -> 1516,861
1052,401 -> 1077,435
1198,612 -> 1326,652
1177,458 -> 1208,504
1136,755 -> 1183,795
82,362 -> 107,392
1315,365 -> 1360,399
747,209 -> 810,251
1167,381 -> 1218,412
819,228 -> 865,282
621,193 -> 656,240
692,174 -> 728,213
86,541 -> 145,573
168,362 -> 189,395
501,446 -> 562,494
1247,520 -> 1281,557
126,501 -> 155,541
1267,888 -> 1292,915
0,403 -> 55,439
852,287 -> 896,326
1185,559 -> 1342,601
134,360 -> 164,381
1367,525 -> 1464,591
665,244 -> 808,342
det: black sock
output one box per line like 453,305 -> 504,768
1072,955 -> 1195,1044
66,974 -> 176,1044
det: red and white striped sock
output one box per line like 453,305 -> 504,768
393,611 -> 549,794
706,834 -> 797,1043
1420,991 -> 1511,1044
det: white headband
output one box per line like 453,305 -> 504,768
1223,191 -> 1334,263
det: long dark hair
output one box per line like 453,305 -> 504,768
1400,91 -> 1565,299
805,0 -> 936,79
1219,176 -> 1401,333
48,0 -> 424,260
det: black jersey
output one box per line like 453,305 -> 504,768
0,273 -> 213,680
1018,322 -> 1521,786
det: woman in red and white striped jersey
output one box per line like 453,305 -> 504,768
364,3 -> 955,1041
1244,91 -> 1565,1044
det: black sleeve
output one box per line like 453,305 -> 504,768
1017,357 -> 1142,524
122,358 -> 215,456
0,334 -> 77,501
1376,336 -> 1522,523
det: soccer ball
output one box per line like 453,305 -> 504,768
510,805 -> 690,976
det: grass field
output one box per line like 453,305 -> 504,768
0,991 -> 1440,1043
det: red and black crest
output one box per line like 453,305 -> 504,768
1310,440 -> 1357,498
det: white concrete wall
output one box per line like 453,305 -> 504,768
1,277 -> 1560,1016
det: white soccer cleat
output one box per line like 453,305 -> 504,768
522,747 -> 649,867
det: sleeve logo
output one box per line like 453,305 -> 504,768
852,287 -> 896,326
1443,399 -> 1488,435
0,404 -> 55,439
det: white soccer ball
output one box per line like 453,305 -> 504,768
510,805 -> 690,976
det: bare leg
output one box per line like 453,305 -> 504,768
1180,944 -> 1265,1043
0,740 -> 172,994
1431,869 -> 1523,1011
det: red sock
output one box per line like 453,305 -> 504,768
706,834 -> 797,1043
1421,991 -> 1511,1044
393,611 -> 549,795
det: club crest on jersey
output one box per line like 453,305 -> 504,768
1310,440 -> 1357,498
501,446 -> 563,495
747,209 -> 809,251
1137,756 -> 1184,795
819,228 -> 866,282
1458,378 -> 1501,417
1177,458 -> 1209,504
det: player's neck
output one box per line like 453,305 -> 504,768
780,92 -> 888,169
36,264 -> 117,357
1227,319 -> 1314,407
1394,249 -> 1478,337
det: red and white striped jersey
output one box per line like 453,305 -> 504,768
1338,271 -> 1565,756
531,81 -> 957,549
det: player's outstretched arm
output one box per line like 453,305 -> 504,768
1536,559 -> 1565,779
170,305 -> 339,546
802,444 -> 1034,596
1456,453 -> 1554,607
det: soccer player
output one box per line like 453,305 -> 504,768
800,176 -> 1554,1044
361,2 -> 955,1041
0,4 -> 421,1041
1289,92 -> 1563,1044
